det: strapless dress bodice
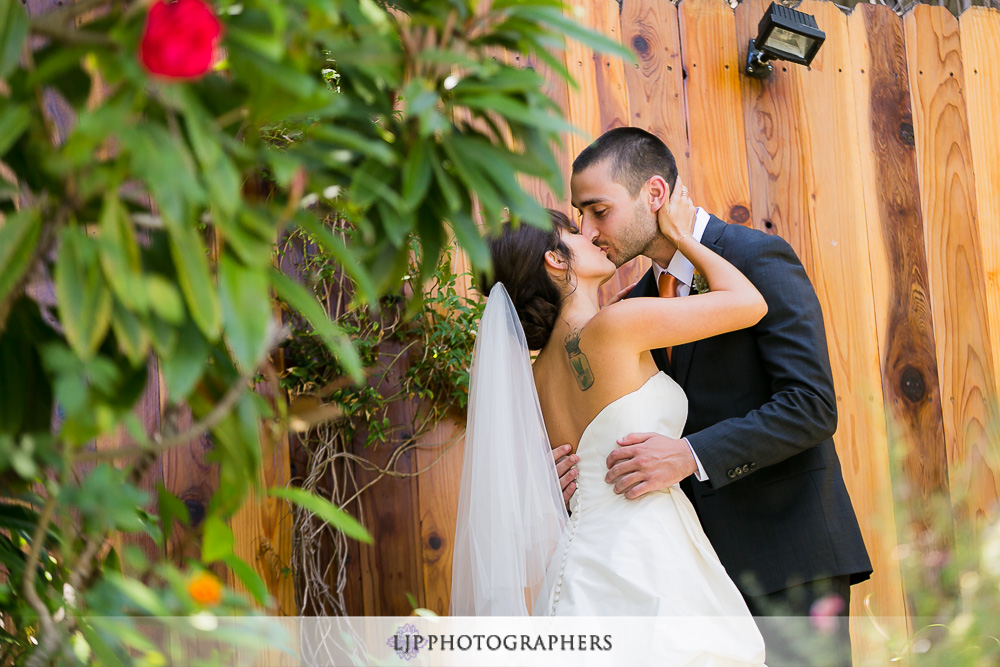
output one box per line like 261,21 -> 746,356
532,372 -> 765,664
571,372 -> 687,513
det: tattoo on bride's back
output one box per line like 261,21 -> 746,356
564,329 -> 595,391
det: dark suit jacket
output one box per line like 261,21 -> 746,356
629,215 -> 872,596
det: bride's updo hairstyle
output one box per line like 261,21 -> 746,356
482,209 -> 575,350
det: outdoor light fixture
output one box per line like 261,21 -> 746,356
745,2 -> 826,79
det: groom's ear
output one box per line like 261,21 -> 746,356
646,174 -> 669,212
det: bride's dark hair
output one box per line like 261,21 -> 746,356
481,209 -> 575,350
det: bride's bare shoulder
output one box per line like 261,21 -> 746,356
584,299 -> 651,341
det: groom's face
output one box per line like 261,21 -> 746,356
571,160 -> 658,269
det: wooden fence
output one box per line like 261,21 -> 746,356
47,0 -> 998,659
328,0 -> 1000,659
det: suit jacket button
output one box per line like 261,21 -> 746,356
750,462 -> 756,471
735,468 -> 743,475
742,464 -> 750,473
727,469 -> 736,479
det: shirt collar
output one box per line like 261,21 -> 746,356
652,207 -> 710,288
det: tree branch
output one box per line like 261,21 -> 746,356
30,0 -> 112,27
76,372 -> 254,464
27,21 -> 116,47
20,494 -> 59,665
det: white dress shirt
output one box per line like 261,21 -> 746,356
650,207 -> 711,482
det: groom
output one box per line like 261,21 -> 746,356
554,127 -> 871,663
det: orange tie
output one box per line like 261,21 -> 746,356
657,272 -> 680,364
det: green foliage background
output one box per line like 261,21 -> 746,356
0,0 -> 628,663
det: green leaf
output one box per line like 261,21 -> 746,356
269,268 -> 363,382
0,103 -> 30,158
110,301 -> 150,367
219,254 -> 273,372
183,100 -> 242,218
202,515 -> 235,563
159,319 -> 209,400
60,464 -> 149,533
122,123 -> 206,225
401,138 -> 432,209
461,94 -> 576,135
166,221 -> 221,341
228,44 -> 320,100
430,149 -> 462,213
55,227 -> 113,360
350,157 -> 406,212
144,273 -> 186,325
99,194 -> 147,313
268,486 -> 371,544
156,482 -> 190,547
78,620 -> 128,667
0,0 -> 29,80
511,6 -> 635,65
0,208 -> 41,308
105,573 -> 170,616
448,210 -> 490,269
205,391 -> 262,515
310,125 -> 397,166
223,553 -> 269,605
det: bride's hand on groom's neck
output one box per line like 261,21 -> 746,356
656,178 -> 697,245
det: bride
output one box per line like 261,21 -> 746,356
451,182 -> 766,664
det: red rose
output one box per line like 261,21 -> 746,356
139,0 -> 222,80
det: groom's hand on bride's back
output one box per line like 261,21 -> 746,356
605,433 -> 697,499
553,444 -> 579,510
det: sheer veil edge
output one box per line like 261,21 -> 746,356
450,283 -> 569,616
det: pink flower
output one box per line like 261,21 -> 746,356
139,0 -> 222,80
809,593 -> 846,634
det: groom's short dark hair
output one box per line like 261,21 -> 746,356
572,127 -> 678,197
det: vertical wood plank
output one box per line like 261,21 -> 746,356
678,0 -> 754,228
227,396 -> 296,615
958,6 -> 1000,439
414,419 -> 465,615
89,358 -> 164,565
791,1 -> 907,652
736,0 -> 819,273
562,0 -> 646,302
161,391 -> 224,578
848,5 -> 952,626
563,0 -> 631,160
620,0 -> 691,185
354,343 -> 426,616
904,5 -> 1000,529
612,0 -> 688,303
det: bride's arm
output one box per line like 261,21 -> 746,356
592,183 -> 767,353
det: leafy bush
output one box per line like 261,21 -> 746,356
0,0 -> 625,662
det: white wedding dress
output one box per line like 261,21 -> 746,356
532,371 -> 765,664
451,285 -> 765,665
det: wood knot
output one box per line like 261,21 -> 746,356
897,121 -> 915,146
729,205 -> 750,225
428,533 -> 443,551
631,35 -> 650,56
900,365 -> 926,402
184,498 -> 206,528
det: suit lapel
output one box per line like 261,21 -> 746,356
672,216 -> 728,388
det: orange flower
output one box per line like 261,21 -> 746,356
187,571 -> 223,606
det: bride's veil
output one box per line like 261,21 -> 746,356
450,283 -> 569,616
